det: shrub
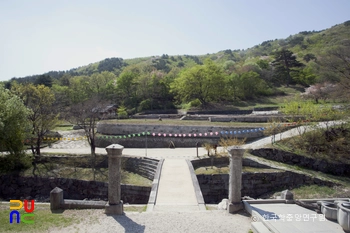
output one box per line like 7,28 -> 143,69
190,99 -> 202,108
117,105 -> 128,119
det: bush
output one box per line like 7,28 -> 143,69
138,99 -> 152,111
190,99 -> 202,108
0,153 -> 33,174
117,105 -> 128,119
282,123 -> 350,163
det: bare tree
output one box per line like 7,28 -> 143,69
66,96 -> 108,180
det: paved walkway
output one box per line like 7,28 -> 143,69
243,120 -> 345,150
153,159 -> 200,212
248,203 -> 344,233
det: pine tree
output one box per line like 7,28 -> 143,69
272,49 -> 303,86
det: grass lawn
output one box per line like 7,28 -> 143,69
103,119 -> 269,127
22,163 -> 152,187
52,125 -> 74,131
194,166 -> 282,175
0,203 -> 76,233
0,203 -> 147,233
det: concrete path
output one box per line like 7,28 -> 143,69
153,159 -> 200,212
243,120 -> 345,150
247,203 -> 344,233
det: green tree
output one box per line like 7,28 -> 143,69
317,41 -> 350,100
35,74 -> 53,87
293,66 -> 317,86
12,83 -> 59,156
272,49 -> 304,86
0,84 -> 31,155
239,71 -> 268,99
116,71 -> 138,108
226,73 -> 242,100
171,59 -> 226,105
136,71 -> 172,110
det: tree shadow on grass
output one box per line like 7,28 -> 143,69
109,214 -> 145,233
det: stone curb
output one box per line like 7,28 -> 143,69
146,158 -> 164,212
186,159 -> 206,211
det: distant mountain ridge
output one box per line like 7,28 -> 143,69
8,20 -> 350,83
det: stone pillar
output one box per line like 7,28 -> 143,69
105,144 -> 124,215
50,187 -> 63,211
227,146 -> 245,213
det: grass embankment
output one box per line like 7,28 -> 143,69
195,166 -> 281,175
273,122 -> 350,164
103,118 -> 269,127
22,162 -> 152,187
243,152 -> 350,199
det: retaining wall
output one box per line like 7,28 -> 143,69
196,172 -> 338,204
250,148 -> 350,176
0,175 -> 151,204
36,155 -> 159,180
191,157 -> 272,170
96,123 -> 264,148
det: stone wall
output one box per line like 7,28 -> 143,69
36,155 -> 159,180
96,123 -> 264,148
182,115 -> 288,123
191,157 -> 272,170
196,172 -> 338,204
96,136 -> 226,148
250,148 -> 350,176
97,123 -> 264,137
0,175 -> 151,204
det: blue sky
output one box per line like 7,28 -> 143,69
0,0 -> 349,81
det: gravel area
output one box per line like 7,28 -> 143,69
49,130 -> 90,149
49,209 -> 252,233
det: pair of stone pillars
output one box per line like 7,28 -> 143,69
104,144 -> 244,214
227,146 -> 245,213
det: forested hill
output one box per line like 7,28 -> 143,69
10,20 -> 350,83
4,20 -> 350,112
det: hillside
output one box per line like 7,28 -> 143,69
8,20 -> 349,82
5,20 -> 350,113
